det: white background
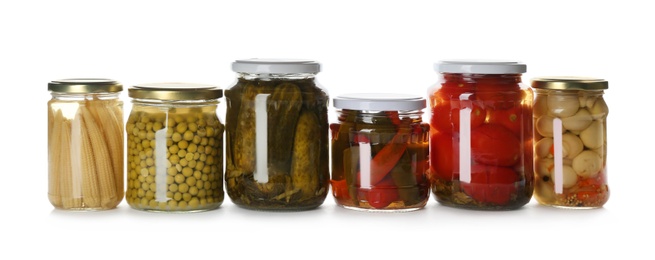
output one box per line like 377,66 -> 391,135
0,0 -> 652,259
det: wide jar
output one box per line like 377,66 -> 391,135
331,93 -> 430,212
225,59 -> 330,210
48,78 -> 124,210
532,77 -> 609,208
428,60 -> 534,210
126,83 -> 224,212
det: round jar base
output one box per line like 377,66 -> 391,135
540,204 -> 604,210
234,203 -> 321,212
128,204 -> 221,213
338,204 -> 423,213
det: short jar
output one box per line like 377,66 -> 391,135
532,77 -> 609,208
126,83 -> 224,212
331,93 -> 430,212
224,59 -> 330,210
48,78 -> 124,210
428,60 -> 534,210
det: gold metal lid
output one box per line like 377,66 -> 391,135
48,78 -> 123,93
128,82 -> 223,100
531,77 -> 608,90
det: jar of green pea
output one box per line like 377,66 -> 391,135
125,83 -> 224,212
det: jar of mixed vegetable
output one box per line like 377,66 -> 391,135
126,83 -> 224,212
331,94 -> 430,212
428,61 -> 534,210
225,59 -> 330,210
48,79 -> 124,210
531,77 -> 609,208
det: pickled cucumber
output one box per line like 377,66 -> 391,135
225,78 -> 329,210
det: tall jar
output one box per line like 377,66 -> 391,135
225,59 -> 330,210
47,78 -> 124,210
428,61 -> 534,210
532,77 -> 609,208
125,83 -> 224,212
331,94 -> 430,212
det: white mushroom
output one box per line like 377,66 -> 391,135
589,97 -> 609,119
562,165 -> 578,189
578,95 -> 587,108
572,150 -> 603,178
535,158 -> 554,177
592,146 -> 606,165
562,133 -> 584,159
548,93 -> 579,117
580,120 -> 604,149
585,95 -> 598,109
536,178 -> 556,203
562,108 -> 593,131
535,138 -> 554,158
534,94 -> 550,118
536,115 -> 562,137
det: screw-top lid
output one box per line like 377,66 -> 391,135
333,93 -> 426,111
48,78 -> 123,93
232,58 -> 321,74
129,83 -> 223,101
531,77 -> 608,90
435,60 -> 527,74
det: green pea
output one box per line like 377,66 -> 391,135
169,183 -> 178,192
176,122 -> 188,133
174,174 -> 185,184
178,183 -> 189,193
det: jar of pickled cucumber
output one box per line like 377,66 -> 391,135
126,83 -> 224,212
225,59 -> 330,210
532,77 -> 609,208
428,60 -> 534,210
331,93 -> 430,212
48,78 -> 124,210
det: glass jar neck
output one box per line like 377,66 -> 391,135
534,88 -> 605,95
337,109 -> 423,124
131,97 -> 219,107
50,92 -> 120,101
441,73 -> 523,84
237,72 -> 317,80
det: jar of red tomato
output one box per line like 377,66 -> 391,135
532,77 -> 609,208
331,93 -> 430,212
428,60 -> 534,210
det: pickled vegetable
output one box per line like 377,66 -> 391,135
226,78 -> 329,210
331,110 -> 430,211
429,73 -> 533,210
125,105 -> 224,211
533,89 -> 609,208
48,98 -> 124,210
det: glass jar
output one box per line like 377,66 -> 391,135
225,59 -> 330,210
47,78 -> 124,210
532,77 -> 609,208
428,61 -> 534,210
126,83 -> 224,212
331,94 -> 430,212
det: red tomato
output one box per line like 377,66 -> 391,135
460,164 -> 518,205
431,102 -> 485,133
471,124 -> 521,166
487,106 -> 522,136
358,176 -> 399,209
330,179 -> 350,200
429,133 -> 459,181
